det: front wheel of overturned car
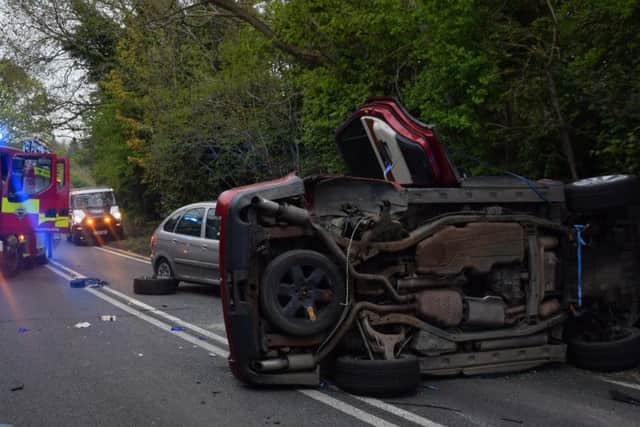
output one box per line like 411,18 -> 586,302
333,355 -> 421,397
133,276 -> 178,295
568,327 -> 640,371
260,249 -> 345,337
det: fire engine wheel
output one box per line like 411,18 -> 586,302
565,175 -> 640,212
333,355 -> 421,397
568,327 -> 640,371
133,276 -> 179,295
260,250 -> 345,336
1,237 -> 20,277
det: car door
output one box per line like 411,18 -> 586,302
197,206 -> 220,284
172,207 -> 206,280
156,208 -> 183,274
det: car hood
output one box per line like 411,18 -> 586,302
335,97 -> 460,187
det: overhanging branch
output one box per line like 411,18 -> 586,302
204,0 -> 326,65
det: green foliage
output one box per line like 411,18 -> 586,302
0,59 -> 52,142
37,0 -> 640,222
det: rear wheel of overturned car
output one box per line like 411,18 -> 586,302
568,327 -> 640,371
260,249 -> 345,336
333,355 -> 421,397
133,276 -> 178,295
565,175 -> 640,212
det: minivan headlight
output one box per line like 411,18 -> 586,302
72,209 -> 85,224
110,206 -> 122,220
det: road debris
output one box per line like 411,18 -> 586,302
501,418 -> 524,424
10,384 -> 24,392
17,327 -> 29,334
208,353 -> 216,357
170,326 -> 184,332
74,322 -> 91,328
610,387 -> 640,406
419,384 -> 439,391
137,353 -> 144,357
101,315 -> 117,322
70,278 -> 108,288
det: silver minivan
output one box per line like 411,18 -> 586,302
150,202 -> 220,286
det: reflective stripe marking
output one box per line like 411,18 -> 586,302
2,197 -> 39,213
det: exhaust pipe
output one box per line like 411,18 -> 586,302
254,354 -> 316,372
252,197 -> 310,225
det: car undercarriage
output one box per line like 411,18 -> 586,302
216,98 -> 640,396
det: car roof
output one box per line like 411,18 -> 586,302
174,201 -> 217,210
70,186 -> 114,195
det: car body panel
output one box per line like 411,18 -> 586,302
216,98 -> 639,389
151,202 -> 220,286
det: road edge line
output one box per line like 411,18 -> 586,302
44,264 -> 230,357
46,259 -> 438,427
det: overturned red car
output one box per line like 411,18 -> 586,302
216,98 -> 640,396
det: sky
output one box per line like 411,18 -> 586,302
0,0 -> 93,144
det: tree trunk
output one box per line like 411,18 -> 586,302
546,70 -> 579,180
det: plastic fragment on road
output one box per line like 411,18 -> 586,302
420,384 -> 439,391
208,353 -> 216,357
101,315 -> 117,322
69,277 -> 108,288
10,385 -> 24,392
17,327 -> 28,334
74,322 -> 91,328
137,353 -> 144,357
170,325 -> 184,331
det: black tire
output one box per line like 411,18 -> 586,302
568,327 -> 640,371
260,250 -> 345,336
565,175 -> 640,212
133,276 -> 178,295
72,232 -> 82,246
35,254 -> 48,265
333,355 -> 421,397
1,237 -> 20,277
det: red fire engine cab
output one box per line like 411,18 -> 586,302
0,143 -> 69,276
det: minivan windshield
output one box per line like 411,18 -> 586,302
71,191 -> 116,209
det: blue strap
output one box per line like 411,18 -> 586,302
383,163 -> 393,179
505,171 -> 549,203
574,225 -> 587,307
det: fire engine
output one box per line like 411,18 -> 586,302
0,139 -> 69,276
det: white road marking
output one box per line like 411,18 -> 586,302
298,390 -> 399,427
44,264 -> 230,357
94,246 -> 151,264
48,258 -> 229,346
351,396 -> 445,427
100,286 -> 230,347
46,259 -> 444,427
601,378 -> 640,392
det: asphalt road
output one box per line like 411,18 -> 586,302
1,241 -> 640,427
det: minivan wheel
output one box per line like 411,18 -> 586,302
260,250 -> 345,336
155,259 -> 174,279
